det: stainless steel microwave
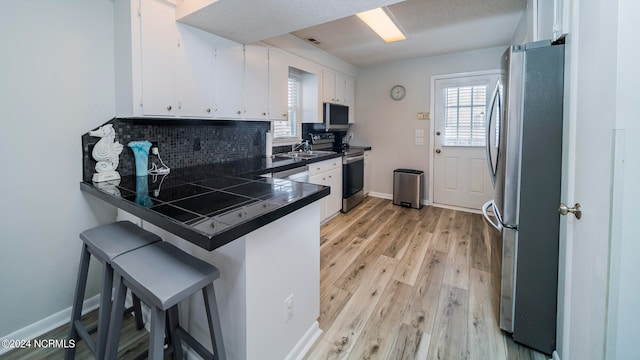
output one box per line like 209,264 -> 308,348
323,103 -> 349,131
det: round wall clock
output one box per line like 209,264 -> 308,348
390,85 -> 406,100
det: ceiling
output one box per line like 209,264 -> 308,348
290,0 -> 527,66
178,0 -> 527,67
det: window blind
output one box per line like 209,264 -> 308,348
273,69 -> 301,139
444,86 -> 487,146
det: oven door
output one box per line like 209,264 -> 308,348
343,154 -> 364,198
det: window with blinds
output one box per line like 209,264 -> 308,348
273,69 -> 301,139
443,85 -> 487,146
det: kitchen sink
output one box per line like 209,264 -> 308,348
277,150 -> 337,159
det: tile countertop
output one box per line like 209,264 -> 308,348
80,153 -> 341,251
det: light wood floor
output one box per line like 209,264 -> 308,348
1,197 -> 547,360
304,197 -> 547,360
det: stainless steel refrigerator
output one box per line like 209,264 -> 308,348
482,40 -> 565,355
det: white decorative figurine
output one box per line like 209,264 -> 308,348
89,124 -> 124,182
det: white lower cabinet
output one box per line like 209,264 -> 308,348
308,158 -> 342,223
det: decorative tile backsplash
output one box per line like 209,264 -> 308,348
82,118 -> 269,181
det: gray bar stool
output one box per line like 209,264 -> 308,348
104,241 -> 226,360
65,221 -> 162,360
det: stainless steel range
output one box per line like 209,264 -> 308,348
309,133 -> 365,212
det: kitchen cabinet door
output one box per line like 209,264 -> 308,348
268,48 -> 290,121
244,46 -> 269,120
325,167 -> 343,218
308,173 -> 328,222
177,23 -> 215,118
335,73 -> 347,104
322,68 -> 336,103
215,38 -> 244,119
139,0 -> 178,116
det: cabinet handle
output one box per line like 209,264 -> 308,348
323,177 -> 326,181
237,110 -> 241,115
262,112 -> 266,116
167,105 -> 172,111
206,108 -> 211,113
283,114 -> 287,118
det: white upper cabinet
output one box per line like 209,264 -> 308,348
534,0 -> 568,41
321,68 -> 355,122
322,68 -> 337,103
214,37 -> 244,119
114,0 -> 179,117
268,48 -> 290,121
244,46 -> 269,120
177,23 -> 215,118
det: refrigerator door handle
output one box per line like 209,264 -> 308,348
482,200 -> 503,232
486,83 -> 501,187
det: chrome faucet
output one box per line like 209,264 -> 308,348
291,140 -> 309,152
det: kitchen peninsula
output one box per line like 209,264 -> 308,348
81,126 -> 342,359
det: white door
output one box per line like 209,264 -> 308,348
432,73 -> 498,210
557,0 -> 640,359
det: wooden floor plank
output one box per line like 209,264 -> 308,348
468,268 -> 508,360
402,250 -> 447,333
346,280 -> 413,359
387,323 -> 431,360
430,208 -> 456,253
320,255 -> 398,357
383,219 -> 418,259
427,284 -> 469,360
442,212 -> 471,290
318,285 -> 353,331
470,213 -> 492,272
417,206 -> 443,233
332,214 -> 404,293
392,229 -> 432,286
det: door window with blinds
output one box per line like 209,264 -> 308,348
273,68 -> 301,140
443,85 -> 488,146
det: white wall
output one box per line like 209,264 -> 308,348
0,0 -> 116,338
609,0 -> 640,356
351,47 -> 505,200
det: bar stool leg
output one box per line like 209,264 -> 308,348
148,306 -> 166,360
96,264 -> 114,359
132,293 -> 145,330
167,306 -> 183,360
105,274 -> 127,360
203,283 -> 226,360
65,244 -> 91,360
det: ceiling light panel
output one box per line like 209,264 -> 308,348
356,7 -> 406,43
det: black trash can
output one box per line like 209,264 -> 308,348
393,169 -> 424,209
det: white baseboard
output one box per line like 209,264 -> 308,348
0,294 -> 101,356
431,202 -> 483,214
368,192 -> 432,207
285,321 -> 322,360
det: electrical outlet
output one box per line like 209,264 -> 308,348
415,129 -> 424,138
415,137 -> 424,146
284,294 -> 293,323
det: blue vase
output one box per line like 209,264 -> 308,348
128,141 -> 152,177
134,176 -> 153,208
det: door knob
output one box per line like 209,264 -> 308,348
558,203 -> 582,219
435,149 -> 441,154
